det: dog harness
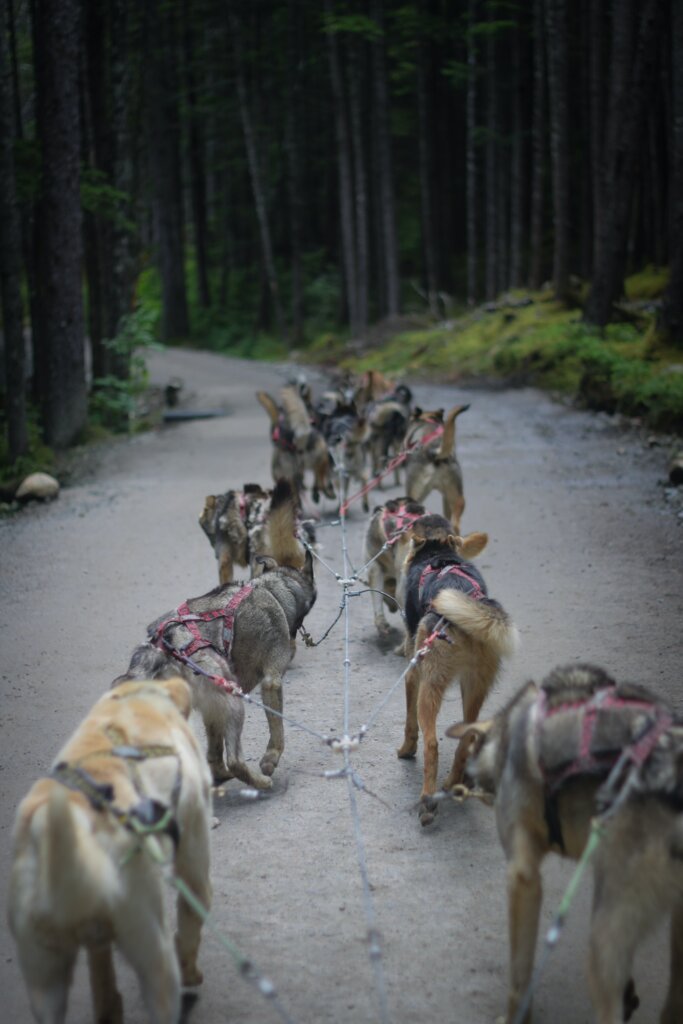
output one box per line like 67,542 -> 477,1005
535,683 -> 674,850
50,719 -> 182,849
271,417 -> 297,453
150,583 -> 255,695
418,562 -> 485,605
381,506 -> 425,545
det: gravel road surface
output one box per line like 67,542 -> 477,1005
1,348 -> 681,1024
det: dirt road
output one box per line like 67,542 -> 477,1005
1,348 -> 682,1024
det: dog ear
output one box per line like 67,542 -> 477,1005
456,531 -> 489,560
445,720 -> 492,757
303,546 -> 315,581
159,676 -> 193,718
252,555 -> 278,577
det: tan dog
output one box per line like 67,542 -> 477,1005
8,676 -> 212,1024
396,514 -> 517,825
363,497 -> 427,638
257,386 -> 335,503
447,664 -> 683,1024
404,404 -> 469,530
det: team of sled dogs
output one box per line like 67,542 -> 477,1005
8,369 -> 683,1024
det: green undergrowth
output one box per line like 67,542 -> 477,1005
307,281 -> 682,434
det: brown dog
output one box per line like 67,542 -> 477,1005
363,496 -> 427,638
447,663 -> 683,1024
199,482 -> 271,583
257,386 -> 335,503
396,514 -> 518,825
8,676 -> 212,1024
404,404 -> 469,530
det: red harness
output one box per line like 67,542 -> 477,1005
271,420 -> 296,453
150,583 -> 254,695
418,562 -> 485,603
536,684 -> 674,793
381,507 -> 425,546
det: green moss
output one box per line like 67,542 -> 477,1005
624,265 -> 670,301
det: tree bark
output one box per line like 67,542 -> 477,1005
0,0 -> 27,459
349,35 -> 368,335
484,22 -> 498,301
529,0 -> 546,289
284,0 -> 304,344
32,0 -> 86,448
544,0 -> 570,301
509,19 -> 525,289
417,38 -> 438,315
230,11 -> 285,340
183,0 -> 211,309
372,0 -> 399,317
325,0 -> 358,332
588,0 -> 604,272
659,0 -> 683,346
144,0 -> 189,342
466,0 -> 479,306
585,0 -> 662,326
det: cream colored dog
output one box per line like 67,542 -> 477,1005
8,677 -> 212,1024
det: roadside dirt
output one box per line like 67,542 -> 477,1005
1,348 -> 682,1024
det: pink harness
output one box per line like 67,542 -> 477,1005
150,583 -> 254,695
271,420 -> 296,452
381,507 -> 425,546
536,685 -> 673,792
418,563 -> 485,603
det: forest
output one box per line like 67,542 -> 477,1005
0,0 -> 681,460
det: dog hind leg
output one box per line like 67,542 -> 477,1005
259,671 -> 285,777
117,915 -> 181,1024
661,901 -> 683,1024
505,831 -> 544,1024
88,945 -> 123,1024
19,945 -> 76,1024
397,658 -> 420,759
174,806 -> 212,987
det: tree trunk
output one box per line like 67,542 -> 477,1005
509,19 -> 524,290
285,0 -> 304,344
466,0 -> 479,306
32,0 -> 86,448
588,0 -> 604,271
349,35 -> 368,335
544,0 -> 570,301
107,0 -> 135,368
659,0 -> 683,346
529,0 -> 546,289
417,39 -> 438,315
230,11 -> 285,340
585,0 -> 662,326
372,0 -> 399,317
0,0 -> 27,459
183,0 -> 211,309
484,24 -> 498,301
144,0 -> 189,342
325,0 -> 358,332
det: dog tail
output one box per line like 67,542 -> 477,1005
437,404 -> 470,459
431,589 -> 518,659
256,390 -> 280,426
279,386 -> 312,437
39,784 -> 116,926
268,477 -> 306,568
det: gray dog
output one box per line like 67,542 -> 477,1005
116,520 -> 316,789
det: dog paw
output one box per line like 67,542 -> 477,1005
418,796 -> 438,827
376,620 -> 391,638
397,742 -> 417,759
209,762 -> 234,785
260,752 -> 281,777
181,962 -> 204,987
